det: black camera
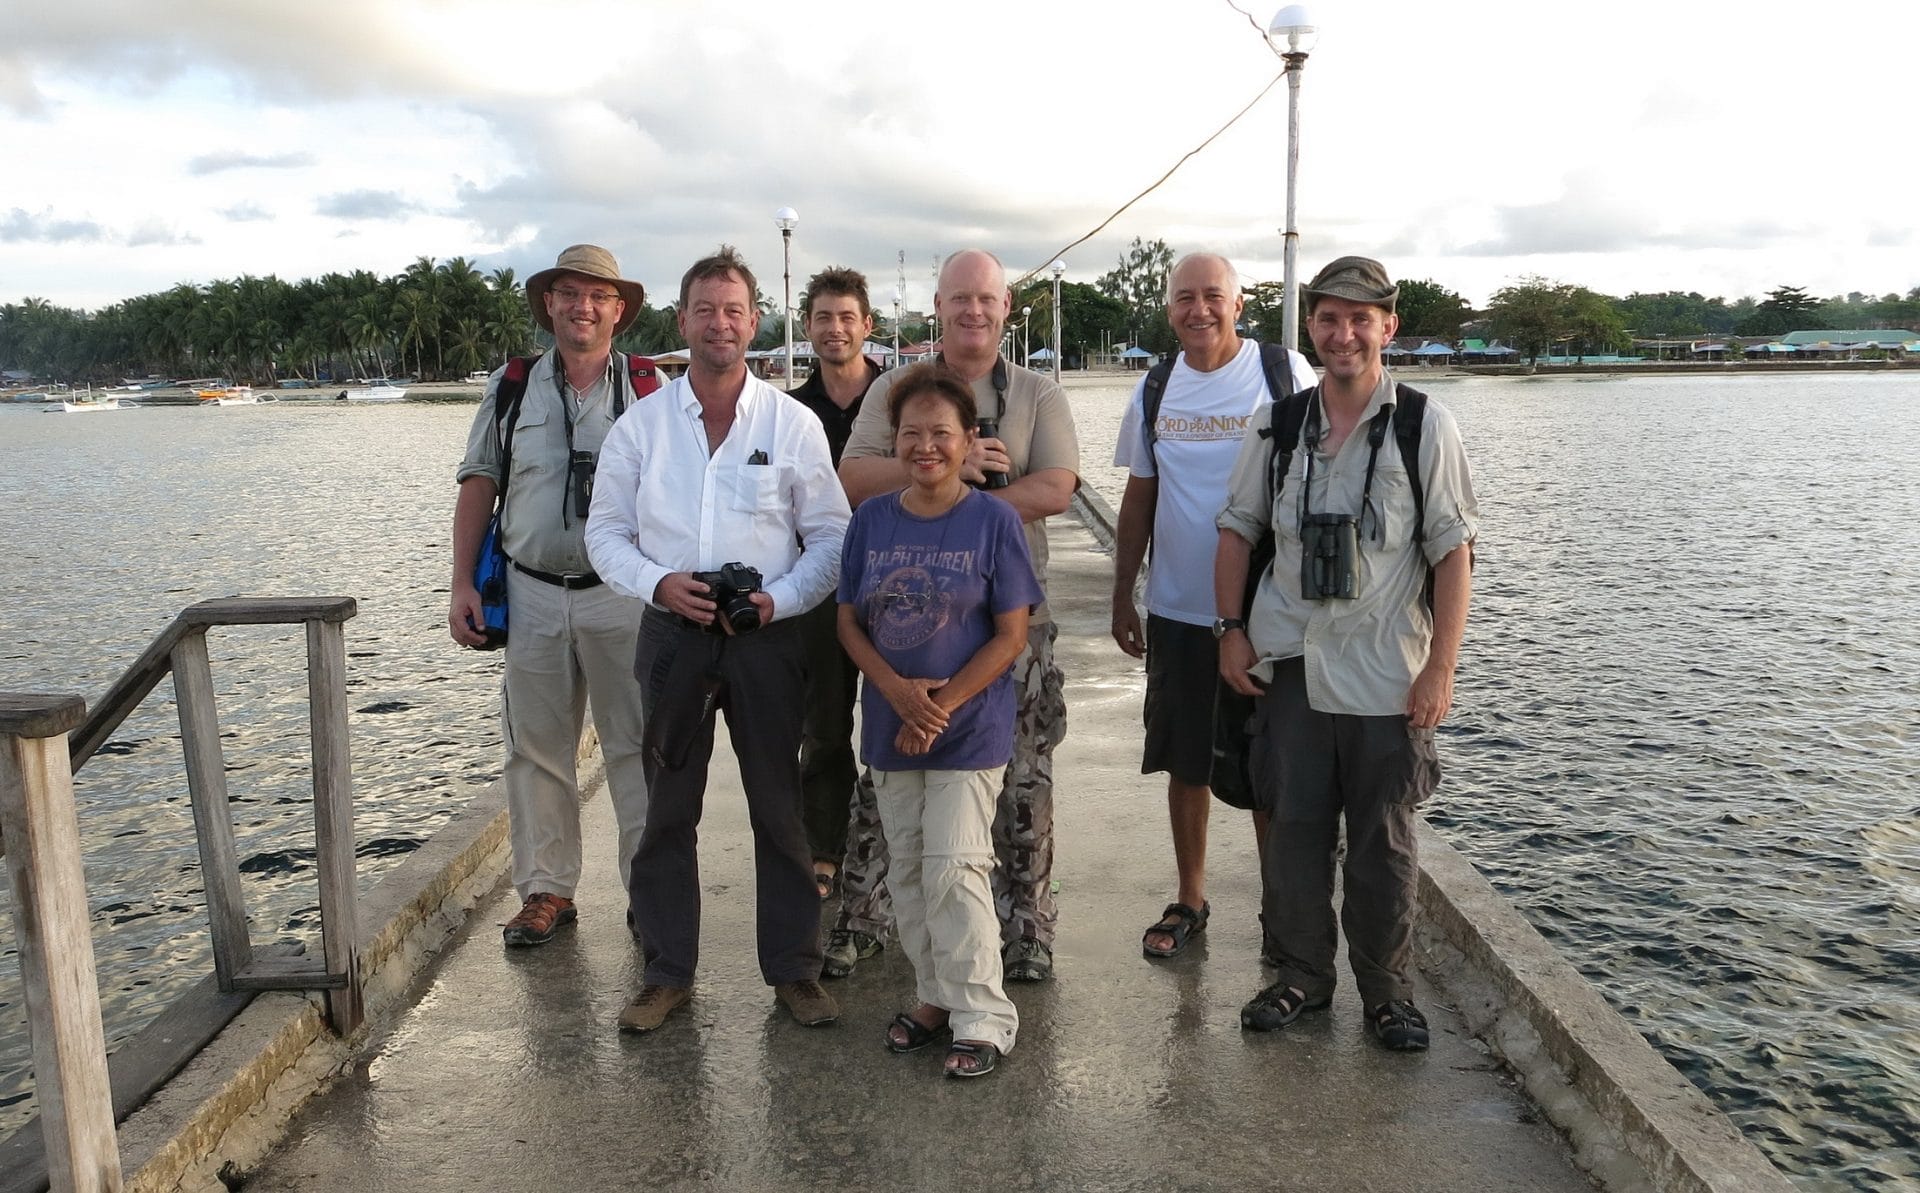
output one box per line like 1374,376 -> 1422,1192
973,418 -> 1010,490
1300,513 -> 1361,600
569,449 -> 597,520
691,562 -> 764,633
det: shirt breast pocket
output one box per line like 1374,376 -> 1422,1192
727,465 -> 783,514
1366,468 -> 1411,553
507,408 -> 553,481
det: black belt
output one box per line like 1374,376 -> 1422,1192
513,562 -> 603,590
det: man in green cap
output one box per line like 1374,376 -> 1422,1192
1213,255 -> 1479,1051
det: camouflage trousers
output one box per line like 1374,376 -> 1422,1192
833,621 -> 1068,947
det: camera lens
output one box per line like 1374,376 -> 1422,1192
974,418 -> 1009,490
726,603 -> 760,633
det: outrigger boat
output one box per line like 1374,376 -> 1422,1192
55,390 -> 123,413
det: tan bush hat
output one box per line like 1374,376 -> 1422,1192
525,244 -> 646,336
1304,256 -> 1398,311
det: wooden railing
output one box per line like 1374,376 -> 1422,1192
0,597 -> 364,1193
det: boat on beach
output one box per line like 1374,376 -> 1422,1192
199,386 -> 259,406
337,379 -> 409,402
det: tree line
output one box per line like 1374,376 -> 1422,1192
1063,238 -> 1920,370
6,244 -> 1918,382
1,258 -> 700,386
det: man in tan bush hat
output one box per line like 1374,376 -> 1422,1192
450,243 -> 658,950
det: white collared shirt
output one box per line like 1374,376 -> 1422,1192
584,371 -> 849,621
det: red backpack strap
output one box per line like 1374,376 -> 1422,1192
624,353 -> 661,399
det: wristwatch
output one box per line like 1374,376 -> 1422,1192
1211,617 -> 1245,640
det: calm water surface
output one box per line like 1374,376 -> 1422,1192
2,373 -> 1917,1188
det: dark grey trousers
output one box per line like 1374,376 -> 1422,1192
1250,657 -> 1440,1008
797,596 -> 857,865
631,609 -> 822,988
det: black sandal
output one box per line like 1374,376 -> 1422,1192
1141,901 -> 1210,958
1370,1000 -> 1430,1051
885,1012 -> 950,1054
1239,982 -> 1333,1032
944,1040 -> 1000,1078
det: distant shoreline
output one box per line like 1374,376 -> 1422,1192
12,359 -> 1903,405
1051,359 -> 1920,387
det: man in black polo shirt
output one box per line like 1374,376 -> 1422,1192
787,267 -> 888,974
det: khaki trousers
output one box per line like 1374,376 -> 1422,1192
501,568 -> 650,908
873,767 -> 1018,1055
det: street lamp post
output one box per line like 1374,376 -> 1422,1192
774,206 -> 798,385
1049,260 -> 1065,385
1268,6 -> 1316,353
894,284 -> 903,365
1021,305 -> 1031,367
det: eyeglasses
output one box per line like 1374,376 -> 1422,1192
552,286 -> 622,306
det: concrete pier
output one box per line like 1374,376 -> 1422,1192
232,514 -> 1599,1193
78,508 -> 1773,1193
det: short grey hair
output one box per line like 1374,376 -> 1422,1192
1165,252 -> 1240,306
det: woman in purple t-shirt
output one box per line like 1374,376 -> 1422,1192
837,364 -> 1042,1079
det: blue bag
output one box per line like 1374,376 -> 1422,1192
472,511 -> 510,650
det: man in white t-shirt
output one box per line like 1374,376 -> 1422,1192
1110,252 -> 1315,961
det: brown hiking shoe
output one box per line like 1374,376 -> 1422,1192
617,984 -> 691,1032
502,893 -> 576,947
775,980 -> 840,1027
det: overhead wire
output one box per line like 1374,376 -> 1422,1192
1010,1 -> 1288,292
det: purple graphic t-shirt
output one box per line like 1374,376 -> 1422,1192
838,488 -> 1042,772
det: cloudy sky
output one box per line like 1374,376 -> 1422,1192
2,0 -> 1914,314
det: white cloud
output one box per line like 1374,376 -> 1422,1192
188,151 -> 315,175
0,208 -> 105,244
2,0 -> 1916,311
316,191 -> 425,221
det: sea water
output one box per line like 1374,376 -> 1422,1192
1,372 -> 1916,1187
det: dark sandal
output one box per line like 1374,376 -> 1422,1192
1240,982 -> 1333,1032
814,869 -> 836,900
944,1040 -> 1000,1079
1370,1000 -> 1430,1051
885,1012 -> 950,1054
1142,901 -> 1210,958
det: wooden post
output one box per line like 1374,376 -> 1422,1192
169,631 -> 254,988
0,694 -> 125,1192
305,620 -> 362,1033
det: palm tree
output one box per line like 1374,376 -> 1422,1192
347,293 -> 389,379
393,288 -> 436,379
449,318 -> 487,375
396,257 -> 446,378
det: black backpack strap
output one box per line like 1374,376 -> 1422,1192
1256,345 -> 1306,502
1391,382 -> 1427,548
492,356 -> 536,503
1260,385 -> 1314,501
1257,341 -> 1297,401
1138,358 -> 1176,469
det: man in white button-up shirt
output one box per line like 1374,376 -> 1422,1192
586,246 -> 850,1034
